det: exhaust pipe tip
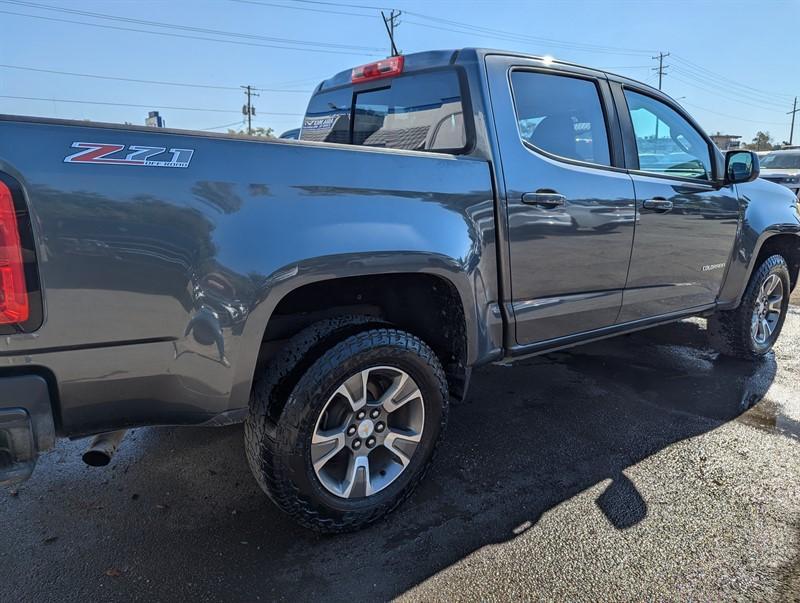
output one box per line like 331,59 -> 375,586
82,449 -> 112,467
82,430 -> 127,467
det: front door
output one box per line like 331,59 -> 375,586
614,86 -> 741,322
485,55 -> 636,345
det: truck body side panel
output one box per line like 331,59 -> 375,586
0,118 -> 499,435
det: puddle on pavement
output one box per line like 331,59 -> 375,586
737,399 -> 800,441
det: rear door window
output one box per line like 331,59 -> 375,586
302,70 -> 468,153
510,71 -> 611,166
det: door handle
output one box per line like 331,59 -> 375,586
642,198 -> 673,212
521,192 -> 566,208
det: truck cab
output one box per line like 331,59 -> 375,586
0,48 -> 798,533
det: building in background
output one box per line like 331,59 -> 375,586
710,132 -> 742,150
145,111 -> 165,128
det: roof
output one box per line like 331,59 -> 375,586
314,47 -> 673,104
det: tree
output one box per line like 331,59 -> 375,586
226,127 -> 274,138
745,131 -> 773,151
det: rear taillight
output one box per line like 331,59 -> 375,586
351,56 -> 404,83
0,181 -> 29,324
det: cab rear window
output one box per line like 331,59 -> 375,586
301,70 -> 468,154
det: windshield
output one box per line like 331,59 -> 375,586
760,152 -> 800,169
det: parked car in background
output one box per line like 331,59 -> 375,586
279,128 -> 301,140
759,149 -> 800,198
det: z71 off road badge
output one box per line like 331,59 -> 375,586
64,142 -> 194,168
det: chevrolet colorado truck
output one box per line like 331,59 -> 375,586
1,49 -> 798,532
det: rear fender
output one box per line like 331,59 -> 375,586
229,251 -> 504,409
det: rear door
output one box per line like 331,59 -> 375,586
485,55 -> 636,346
612,84 -> 741,321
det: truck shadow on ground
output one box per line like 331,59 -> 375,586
6,320 -> 784,601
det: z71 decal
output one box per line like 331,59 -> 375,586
64,142 -> 194,168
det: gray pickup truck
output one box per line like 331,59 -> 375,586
1,49 -> 798,532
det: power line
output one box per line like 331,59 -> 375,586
2,0 -> 385,52
399,17 -> 651,57
599,65 -> 653,70
284,0 -> 393,11
671,54 -> 795,101
0,8 -> 381,57
671,66 -> 789,109
401,12 -> 655,56
230,0 -> 376,18
272,0 -> 800,117
680,101 -> 787,126
669,67 -> 787,110
0,64 -> 311,93
668,72 -> 788,113
0,95 -> 303,116
271,0 -> 658,56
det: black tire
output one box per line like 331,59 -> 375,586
708,254 -> 791,359
245,324 -> 448,533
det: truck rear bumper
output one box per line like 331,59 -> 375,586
0,375 -> 55,486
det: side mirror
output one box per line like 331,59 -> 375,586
724,150 -> 760,184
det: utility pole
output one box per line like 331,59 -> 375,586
651,52 -> 669,153
241,85 -> 259,136
381,10 -> 401,56
651,51 -> 670,90
789,96 -> 798,146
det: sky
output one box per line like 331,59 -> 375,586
0,0 -> 797,143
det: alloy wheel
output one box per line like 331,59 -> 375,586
311,366 -> 425,499
751,273 -> 784,345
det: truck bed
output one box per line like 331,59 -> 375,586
0,115 -> 498,435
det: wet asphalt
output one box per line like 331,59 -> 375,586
2,305 -> 799,602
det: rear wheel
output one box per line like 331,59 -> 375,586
245,324 -> 448,533
709,254 -> 791,359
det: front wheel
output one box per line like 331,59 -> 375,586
245,326 -> 448,533
709,254 -> 791,359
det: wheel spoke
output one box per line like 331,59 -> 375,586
383,429 -> 422,467
341,455 -> 373,498
764,275 -> 780,295
379,372 -> 421,413
311,427 -> 346,472
762,318 -> 773,337
751,314 -> 760,340
768,295 -> 783,313
335,369 -> 370,412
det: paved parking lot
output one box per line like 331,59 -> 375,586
2,307 -> 799,602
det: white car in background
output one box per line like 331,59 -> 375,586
759,149 -> 800,198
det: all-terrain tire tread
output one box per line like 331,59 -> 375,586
708,254 -> 790,359
244,315 -> 385,495
246,325 -> 448,533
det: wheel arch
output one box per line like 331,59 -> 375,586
719,229 -> 800,310
230,252 -> 501,409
